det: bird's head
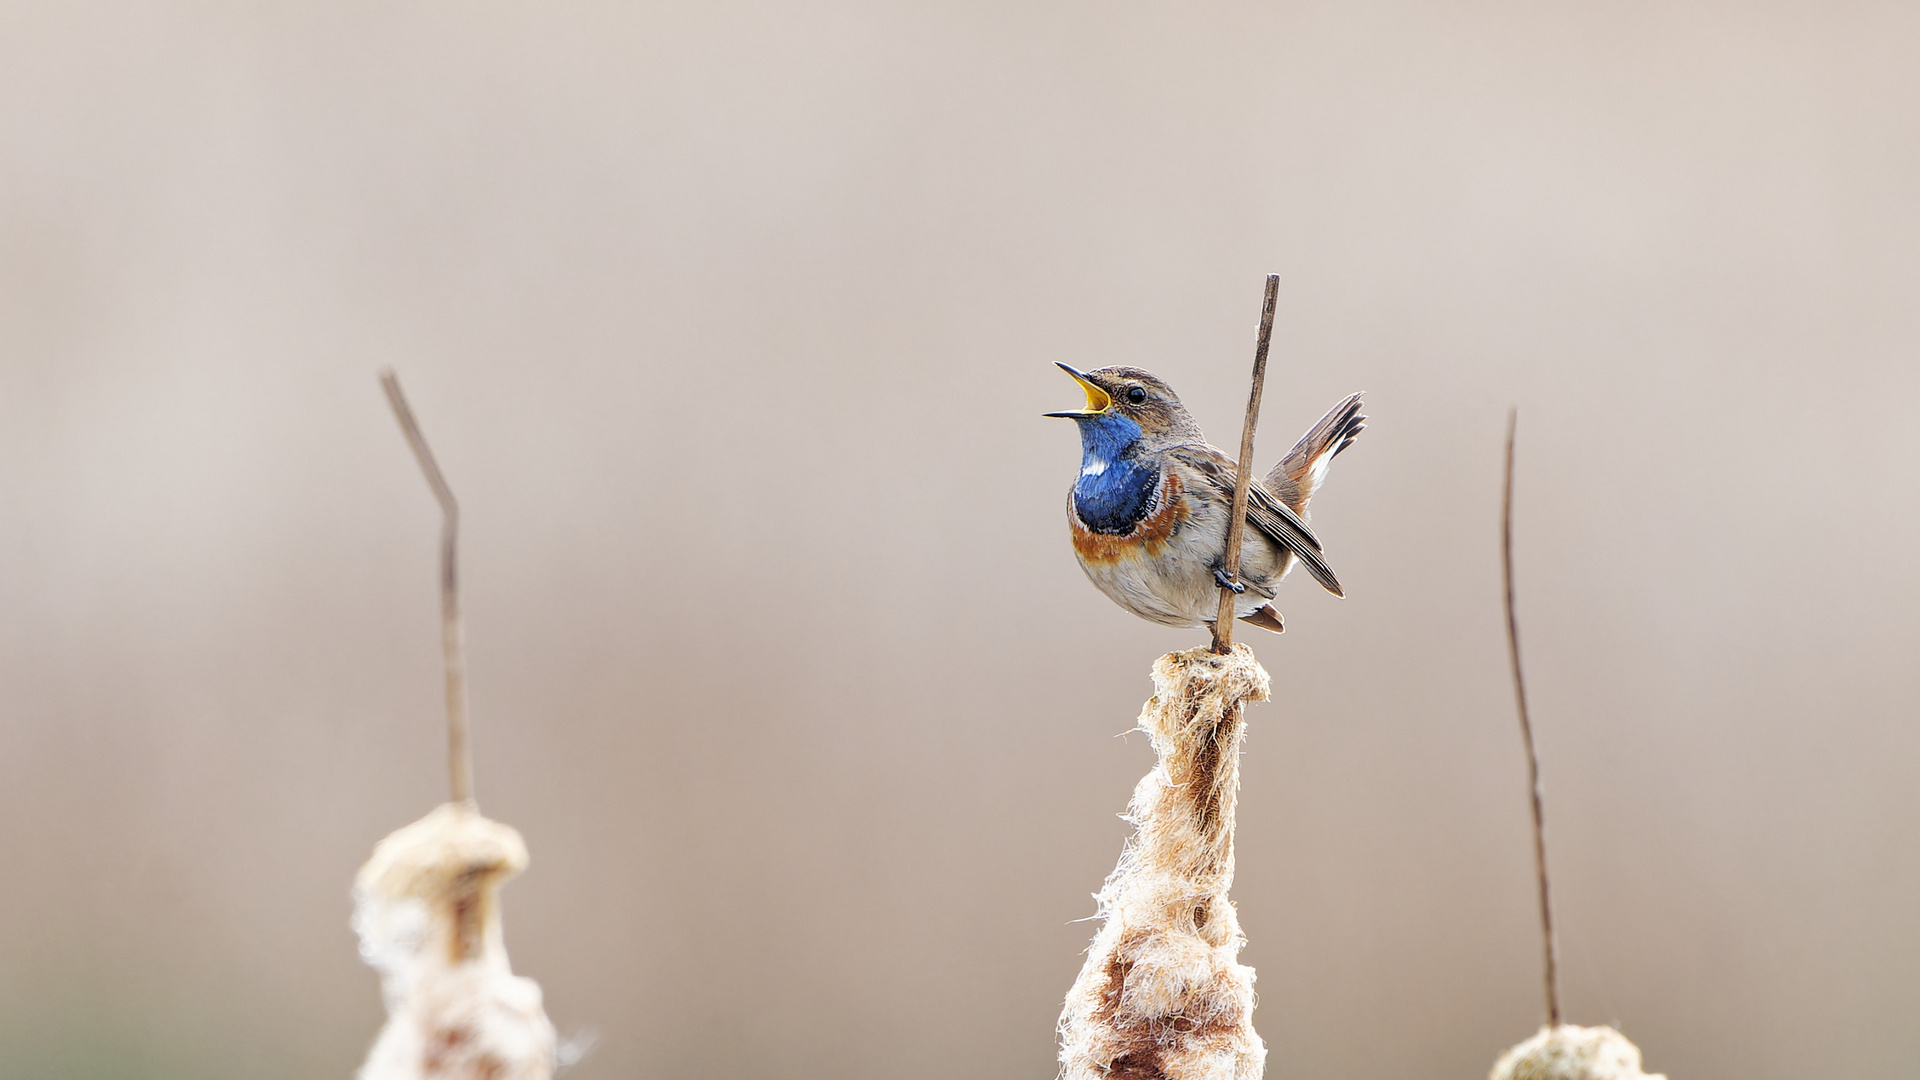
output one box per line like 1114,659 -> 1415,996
1046,364 -> 1203,454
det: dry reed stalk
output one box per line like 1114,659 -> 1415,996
356,371 -> 558,1080
1489,414 -> 1663,1080
1059,644 -> 1271,1080
1209,274 -> 1280,655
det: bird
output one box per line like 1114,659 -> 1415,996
1046,363 -> 1365,634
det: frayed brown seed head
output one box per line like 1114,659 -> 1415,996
1490,1025 -> 1667,1080
1060,645 -> 1270,1080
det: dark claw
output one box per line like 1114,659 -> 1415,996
1213,567 -> 1246,594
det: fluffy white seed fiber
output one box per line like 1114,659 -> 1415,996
353,802 -> 557,1080
1490,1024 -> 1668,1080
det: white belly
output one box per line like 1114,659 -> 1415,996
1074,500 -> 1295,628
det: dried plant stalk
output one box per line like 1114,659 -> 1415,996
354,803 -> 558,1080
1490,1025 -> 1667,1080
1059,644 -> 1271,1080
379,370 -> 474,806
1210,274 -> 1280,655
1489,419 -> 1665,1080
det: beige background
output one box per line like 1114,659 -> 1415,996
2,3 -> 1916,1078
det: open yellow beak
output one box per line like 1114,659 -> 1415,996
1043,363 -> 1112,417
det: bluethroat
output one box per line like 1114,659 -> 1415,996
1047,364 -> 1365,634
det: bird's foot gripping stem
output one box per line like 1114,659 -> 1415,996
1213,567 -> 1246,594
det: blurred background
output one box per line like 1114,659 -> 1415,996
1,2 -> 1916,1078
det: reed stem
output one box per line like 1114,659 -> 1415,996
1503,408 -> 1561,1027
1211,274 -> 1280,654
379,370 -> 475,807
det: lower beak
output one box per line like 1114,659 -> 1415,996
1044,363 -> 1113,418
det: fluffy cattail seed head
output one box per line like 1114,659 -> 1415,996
1490,1024 -> 1667,1080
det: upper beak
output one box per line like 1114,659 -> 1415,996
1043,362 -> 1113,418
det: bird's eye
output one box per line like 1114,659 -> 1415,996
1126,386 -> 1149,404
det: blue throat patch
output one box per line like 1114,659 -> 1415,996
1072,413 -> 1159,535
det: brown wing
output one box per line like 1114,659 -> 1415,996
1175,445 -> 1345,598
1246,484 -> 1344,596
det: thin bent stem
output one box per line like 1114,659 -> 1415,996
380,369 -> 475,807
1503,408 -> 1560,1028
1210,274 -> 1280,655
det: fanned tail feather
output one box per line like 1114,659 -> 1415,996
1266,391 -> 1366,511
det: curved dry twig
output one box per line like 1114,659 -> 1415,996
380,369 -> 474,806
1504,408 -> 1561,1027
